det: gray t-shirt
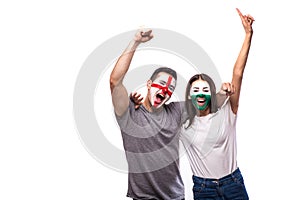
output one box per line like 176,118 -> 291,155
115,99 -> 186,200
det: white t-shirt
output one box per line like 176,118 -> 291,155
180,99 -> 238,179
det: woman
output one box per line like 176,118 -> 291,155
180,8 -> 254,199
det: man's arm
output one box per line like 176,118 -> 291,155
110,29 -> 153,116
216,82 -> 235,108
230,8 -> 254,114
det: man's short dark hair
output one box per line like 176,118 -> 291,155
150,67 -> 177,81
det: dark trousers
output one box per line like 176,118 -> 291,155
192,168 -> 249,200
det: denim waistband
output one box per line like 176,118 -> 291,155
192,168 -> 242,187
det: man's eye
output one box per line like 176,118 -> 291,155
169,86 -> 175,91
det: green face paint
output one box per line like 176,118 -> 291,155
191,94 -> 211,111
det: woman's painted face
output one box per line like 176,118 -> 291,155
150,73 -> 176,108
189,79 -> 211,111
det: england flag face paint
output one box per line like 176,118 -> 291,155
190,80 -> 211,111
150,73 -> 176,108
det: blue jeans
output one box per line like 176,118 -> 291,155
192,168 -> 249,200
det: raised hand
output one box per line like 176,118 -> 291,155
134,29 -> 154,43
236,8 -> 254,34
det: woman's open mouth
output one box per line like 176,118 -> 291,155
197,98 -> 206,106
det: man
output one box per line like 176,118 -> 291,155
110,29 -> 231,200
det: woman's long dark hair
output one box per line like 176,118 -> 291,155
184,74 -> 217,128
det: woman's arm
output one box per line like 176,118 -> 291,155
230,8 -> 254,114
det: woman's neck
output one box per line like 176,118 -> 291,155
196,107 -> 210,117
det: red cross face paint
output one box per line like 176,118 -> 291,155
150,73 -> 176,108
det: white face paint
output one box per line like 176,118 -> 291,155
150,72 -> 176,108
190,80 -> 211,96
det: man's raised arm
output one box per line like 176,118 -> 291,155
110,29 -> 153,116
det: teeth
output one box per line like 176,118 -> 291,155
157,94 -> 165,98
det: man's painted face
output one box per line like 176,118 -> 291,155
150,73 -> 176,108
190,79 -> 211,111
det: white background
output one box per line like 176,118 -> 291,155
1,0 -> 299,199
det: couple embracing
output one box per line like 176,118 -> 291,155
109,8 -> 254,200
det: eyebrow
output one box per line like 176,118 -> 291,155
192,86 -> 209,89
158,80 -> 175,86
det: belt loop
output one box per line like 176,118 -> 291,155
230,173 -> 234,180
231,170 -> 236,182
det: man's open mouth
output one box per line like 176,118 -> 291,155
154,93 -> 166,105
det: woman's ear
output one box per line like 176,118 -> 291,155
188,95 -> 191,100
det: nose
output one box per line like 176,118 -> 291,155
162,87 -> 168,94
197,94 -> 205,98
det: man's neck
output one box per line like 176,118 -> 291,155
143,101 -> 163,113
